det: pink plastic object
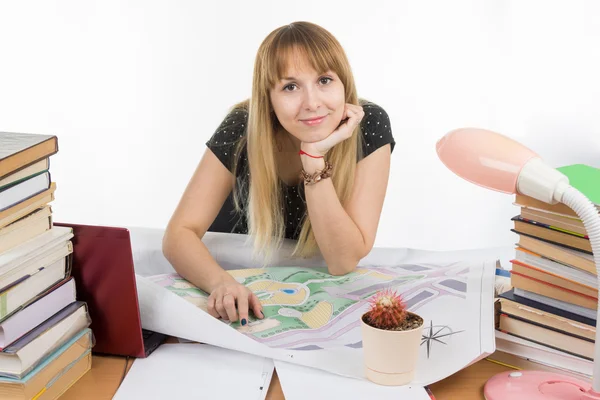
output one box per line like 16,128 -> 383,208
484,370 -> 600,400
436,127 -> 540,194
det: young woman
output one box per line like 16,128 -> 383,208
162,21 -> 395,325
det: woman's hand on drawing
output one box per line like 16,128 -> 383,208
300,103 -> 364,157
207,281 -> 264,325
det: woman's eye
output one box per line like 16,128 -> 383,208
319,77 -> 332,85
283,84 -> 297,91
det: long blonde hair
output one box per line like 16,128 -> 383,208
231,21 -> 363,262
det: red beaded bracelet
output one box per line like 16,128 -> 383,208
298,149 -> 323,159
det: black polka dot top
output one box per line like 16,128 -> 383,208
205,101 -> 395,240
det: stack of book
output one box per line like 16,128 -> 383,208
494,164 -> 599,379
0,132 -> 92,399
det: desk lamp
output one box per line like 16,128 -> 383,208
436,128 -> 600,400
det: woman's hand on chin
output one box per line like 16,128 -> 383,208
300,103 -> 364,157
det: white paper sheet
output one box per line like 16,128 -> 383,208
135,257 -> 497,385
274,360 -> 432,400
130,228 -> 513,386
113,343 -> 274,400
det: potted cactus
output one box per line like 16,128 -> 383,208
360,288 -> 424,386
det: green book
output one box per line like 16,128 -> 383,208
556,164 -> 600,205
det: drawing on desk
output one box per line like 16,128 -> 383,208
149,261 -> 476,354
420,321 -> 464,358
139,255 -> 497,386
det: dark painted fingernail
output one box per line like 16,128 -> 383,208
241,318 -> 247,326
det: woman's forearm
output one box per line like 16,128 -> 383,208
162,226 -> 236,293
303,159 -> 367,275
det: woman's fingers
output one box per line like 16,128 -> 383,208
346,109 -> 360,133
223,292 -> 238,321
207,295 -> 220,318
237,294 -> 249,325
207,284 -> 263,325
215,295 -> 229,320
349,105 -> 364,126
344,104 -> 364,121
249,293 -> 264,319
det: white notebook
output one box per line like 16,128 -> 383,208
113,343 -> 274,400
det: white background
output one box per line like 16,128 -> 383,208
1,0 -> 598,251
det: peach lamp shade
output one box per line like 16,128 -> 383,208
435,127 -> 539,194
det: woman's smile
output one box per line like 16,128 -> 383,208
300,115 -> 328,126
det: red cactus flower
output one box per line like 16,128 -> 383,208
365,288 -> 408,330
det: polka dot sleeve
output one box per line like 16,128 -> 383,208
359,102 -> 395,158
205,108 -> 248,173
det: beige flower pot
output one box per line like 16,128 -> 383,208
360,312 -> 424,386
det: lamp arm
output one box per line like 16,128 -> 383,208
559,186 -> 600,393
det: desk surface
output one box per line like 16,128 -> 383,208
59,351 -> 513,400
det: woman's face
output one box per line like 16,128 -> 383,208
269,54 -> 346,144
